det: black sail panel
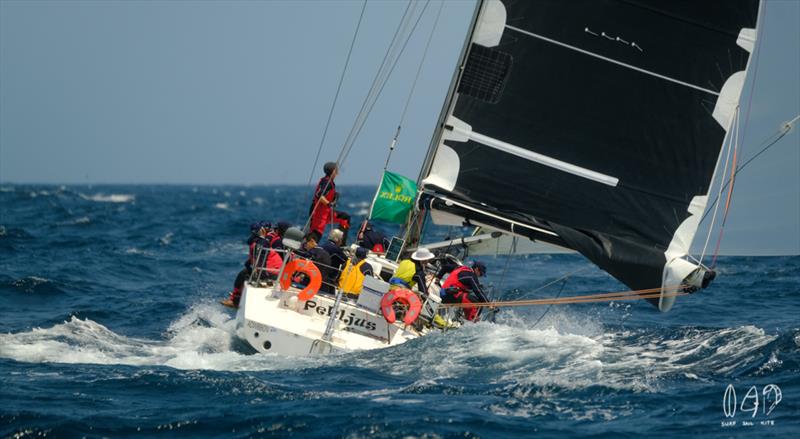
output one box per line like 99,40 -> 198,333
422,0 -> 760,309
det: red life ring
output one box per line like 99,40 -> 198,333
279,259 -> 322,301
380,289 -> 422,326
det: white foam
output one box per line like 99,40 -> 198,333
0,303 -> 779,390
0,303 -> 322,372
124,247 -> 152,256
79,193 -> 135,203
159,232 -> 173,246
214,203 -> 229,210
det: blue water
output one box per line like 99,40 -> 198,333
1,184 -> 798,438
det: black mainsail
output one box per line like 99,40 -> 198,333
419,0 -> 761,311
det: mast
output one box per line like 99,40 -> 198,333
416,0 -> 484,186
405,0 -> 485,249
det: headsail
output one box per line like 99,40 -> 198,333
419,0 -> 761,311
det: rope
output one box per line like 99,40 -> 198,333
699,107 -> 737,262
440,285 -> 689,309
710,105 -> 742,267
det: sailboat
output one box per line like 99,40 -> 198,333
233,0 -> 763,355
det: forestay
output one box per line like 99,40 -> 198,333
419,0 -> 761,311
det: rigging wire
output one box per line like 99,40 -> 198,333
697,114 -> 798,230
494,234 -> 517,298
359,0 -> 443,240
384,0 -> 445,171
710,104 -> 743,267
302,0 -> 417,232
335,0 -> 418,167
340,0 -> 433,166
699,107 -> 738,263
703,0 -> 766,265
530,279 -> 567,328
300,0 -> 368,220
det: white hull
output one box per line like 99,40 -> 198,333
234,283 -> 424,356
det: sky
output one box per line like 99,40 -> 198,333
1,0 -> 798,254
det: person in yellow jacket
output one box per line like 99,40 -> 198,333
338,247 -> 373,295
388,247 -> 435,294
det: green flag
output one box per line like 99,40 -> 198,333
369,171 -> 417,224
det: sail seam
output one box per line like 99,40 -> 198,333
505,24 -> 721,96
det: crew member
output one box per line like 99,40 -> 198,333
308,162 -> 350,239
245,222 -> 267,269
258,221 -> 290,277
223,221 -> 273,308
358,221 -> 389,253
440,261 -> 489,321
338,247 -> 373,295
388,247 -> 434,295
296,233 -> 334,295
320,228 -> 347,281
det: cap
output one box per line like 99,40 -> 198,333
355,246 -> 368,260
411,247 -> 435,261
276,221 -> 291,234
471,261 -> 487,276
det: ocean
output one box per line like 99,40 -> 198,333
1,184 -> 798,438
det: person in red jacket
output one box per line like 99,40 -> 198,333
308,162 -> 351,241
440,261 -> 489,321
222,221 -> 290,308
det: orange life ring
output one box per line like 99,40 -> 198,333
279,259 -> 322,301
380,288 -> 422,326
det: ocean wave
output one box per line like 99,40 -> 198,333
124,247 -> 153,256
0,303 -> 318,371
0,226 -> 33,242
0,300 -> 790,395
0,305 -> 235,369
78,193 -> 135,203
159,232 -> 174,246
2,276 -> 65,295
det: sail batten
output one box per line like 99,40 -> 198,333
448,122 -> 620,187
